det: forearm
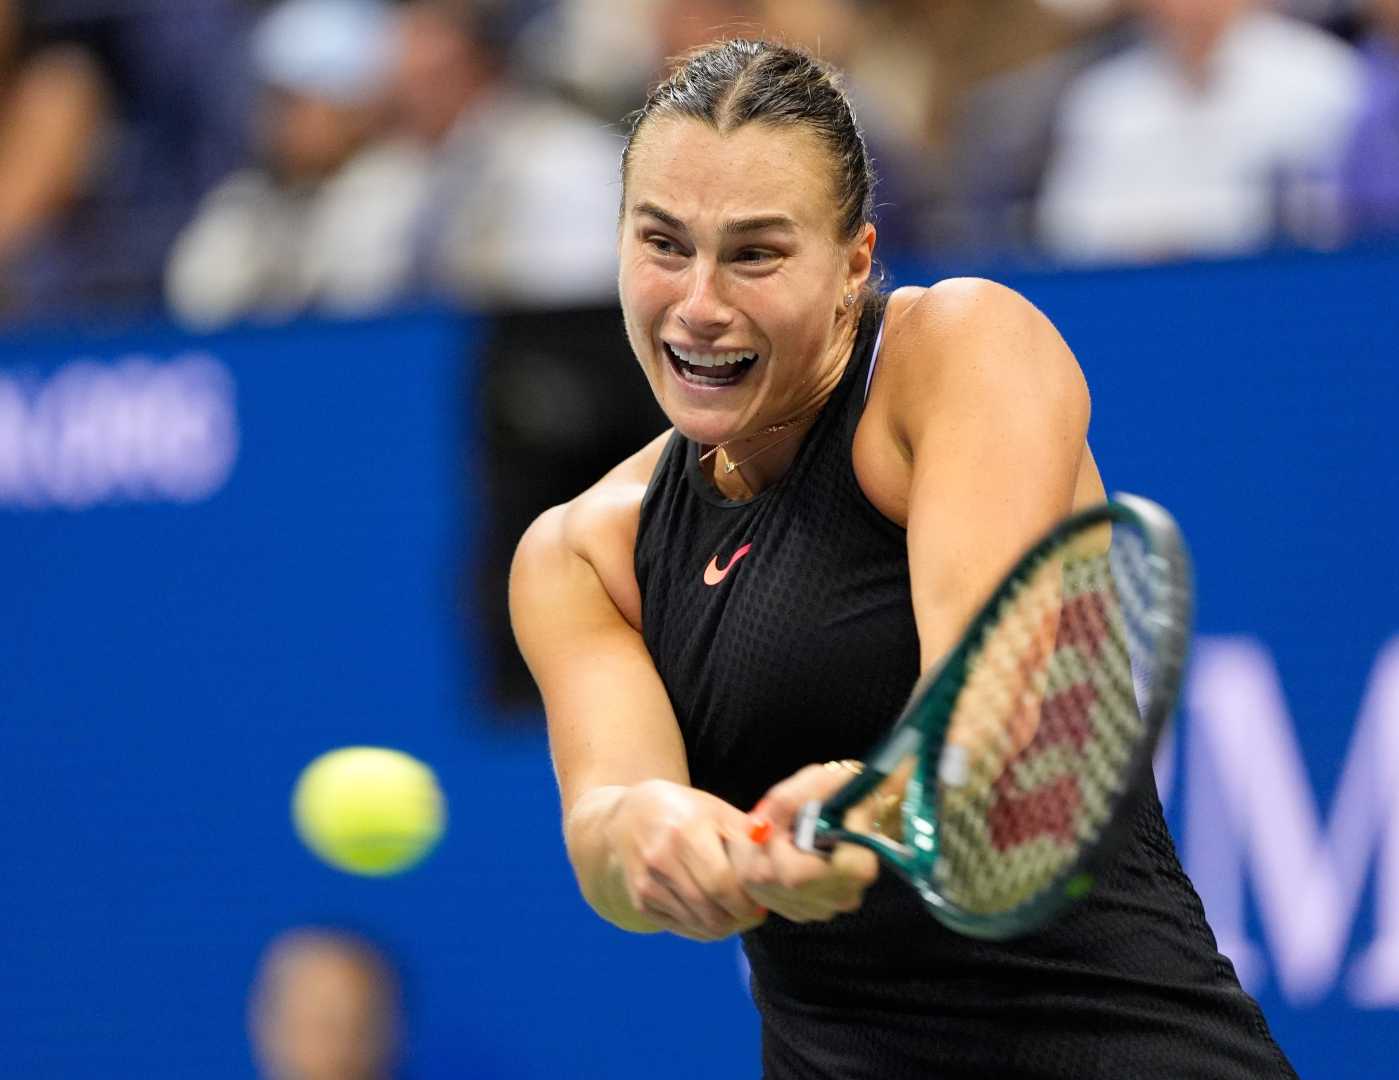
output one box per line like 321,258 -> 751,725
563,785 -> 664,934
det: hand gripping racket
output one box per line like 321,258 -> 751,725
753,493 -> 1192,940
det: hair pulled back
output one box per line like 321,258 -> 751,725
621,39 -> 876,244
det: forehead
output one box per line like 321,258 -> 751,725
625,118 -> 840,233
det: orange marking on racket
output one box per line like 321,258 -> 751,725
748,817 -> 773,843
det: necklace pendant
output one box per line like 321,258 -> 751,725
724,460 -> 738,474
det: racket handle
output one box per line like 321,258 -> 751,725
794,800 -> 826,854
748,804 -> 832,852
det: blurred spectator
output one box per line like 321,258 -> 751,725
1037,0 -> 1364,263
391,0 -> 620,309
512,0 -> 658,122
0,0 -> 249,322
248,927 -> 402,1080
942,2 -> 1129,257
1281,0 -> 1362,28
1336,0 -> 1399,236
166,0 -> 427,328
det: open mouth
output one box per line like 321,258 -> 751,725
664,342 -> 759,388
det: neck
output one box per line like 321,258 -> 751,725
1155,11 -> 1245,88
706,309 -> 862,499
709,415 -> 816,499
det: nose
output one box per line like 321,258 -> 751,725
677,259 -> 733,334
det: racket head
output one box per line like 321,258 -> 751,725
808,494 -> 1192,939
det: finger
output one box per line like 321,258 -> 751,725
765,831 -> 833,890
634,873 -> 710,935
762,878 -> 855,922
665,827 -> 771,933
767,835 -> 873,917
652,899 -> 765,938
653,867 -> 738,937
636,820 -> 746,935
739,837 -> 852,923
739,874 -> 826,923
754,764 -> 832,833
631,853 -> 729,937
639,907 -> 724,942
730,829 -> 778,894
658,909 -> 766,940
711,795 -> 769,841
732,908 -> 770,932
830,840 -> 879,887
686,829 -> 766,923
731,839 -> 820,922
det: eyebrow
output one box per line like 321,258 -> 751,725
634,201 -> 798,236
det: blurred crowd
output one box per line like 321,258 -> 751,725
2,0 -> 1396,327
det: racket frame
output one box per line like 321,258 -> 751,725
794,493 -> 1193,939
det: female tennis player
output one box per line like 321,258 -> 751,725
511,39 -> 1297,1079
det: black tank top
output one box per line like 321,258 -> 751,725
634,299 -> 1296,1079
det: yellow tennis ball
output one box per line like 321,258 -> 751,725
292,746 -> 446,876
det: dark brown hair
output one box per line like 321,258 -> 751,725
621,39 -> 876,243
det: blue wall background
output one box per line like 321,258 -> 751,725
2,248 -> 1396,1076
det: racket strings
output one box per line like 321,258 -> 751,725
930,529 -> 1161,915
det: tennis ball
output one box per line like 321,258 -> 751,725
292,746 -> 446,876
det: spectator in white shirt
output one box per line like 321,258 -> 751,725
392,0 -> 621,309
166,0 -> 428,328
1037,0 -> 1363,263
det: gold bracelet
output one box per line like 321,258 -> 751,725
823,759 -> 864,775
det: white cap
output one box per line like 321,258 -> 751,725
252,0 -> 395,105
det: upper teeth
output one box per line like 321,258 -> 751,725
670,346 -> 757,368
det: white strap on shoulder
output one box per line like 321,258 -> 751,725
863,307 -> 891,402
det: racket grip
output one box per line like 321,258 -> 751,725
794,800 -> 827,854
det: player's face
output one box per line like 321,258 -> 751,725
619,118 -> 872,448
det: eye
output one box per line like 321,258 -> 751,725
644,233 -> 686,258
734,248 -> 778,266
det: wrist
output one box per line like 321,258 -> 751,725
566,785 -> 664,934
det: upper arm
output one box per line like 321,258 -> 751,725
885,278 -> 1091,667
509,497 -> 688,818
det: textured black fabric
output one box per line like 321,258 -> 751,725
634,300 -> 1297,1079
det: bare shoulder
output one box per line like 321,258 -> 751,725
855,280 -> 1093,524
876,277 -> 1089,445
511,429 -> 672,632
883,277 -> 1080,378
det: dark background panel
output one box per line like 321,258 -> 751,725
474,305 -> 667,712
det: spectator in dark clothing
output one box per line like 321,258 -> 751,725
0,0 -> 250,321
1337,0 -> 1399,237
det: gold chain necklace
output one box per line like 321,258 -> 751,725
697,409 -> 821,476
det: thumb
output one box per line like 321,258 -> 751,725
747,794 -> 779,844
708,793 -> 763,842
747,767 -> 818,841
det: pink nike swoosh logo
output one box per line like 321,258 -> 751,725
704,543 -> 752,586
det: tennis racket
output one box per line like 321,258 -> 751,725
752,493 -> 1192,940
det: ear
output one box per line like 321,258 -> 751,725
843,222 -> 876,300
